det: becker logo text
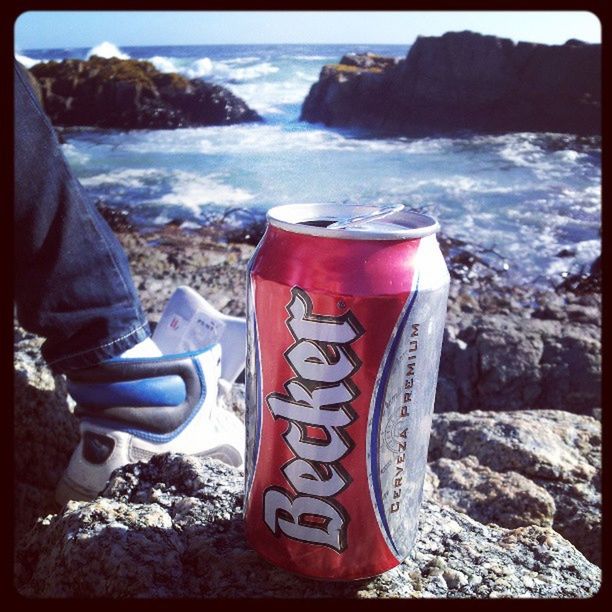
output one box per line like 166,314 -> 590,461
263,287 -> 364,552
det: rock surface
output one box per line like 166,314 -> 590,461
436,310 -> 601,415
28,56 -> 261,129
427,455 -> 556,529
14,327 -> 79,544
428,410 -> 601,565
301,31 -> 601,136
15,454 -> 600,598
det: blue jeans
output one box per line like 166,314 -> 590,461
14,60 -> 150,373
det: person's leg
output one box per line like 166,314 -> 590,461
14,60 -> 245,504
14,59 -> 150,374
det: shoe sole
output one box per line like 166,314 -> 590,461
55,473 -> 100,506
55,442 -> 243,506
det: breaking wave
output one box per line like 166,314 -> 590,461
86,41 -> 130,60
15,53 -> 41,68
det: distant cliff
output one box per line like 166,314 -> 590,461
28,56 -> 261,130
301,31 -> 601,136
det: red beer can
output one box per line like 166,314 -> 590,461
244,204 -> 449,580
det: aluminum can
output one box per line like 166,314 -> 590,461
244,203 -> 449,580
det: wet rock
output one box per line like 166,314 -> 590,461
96,201 -> 134,232
27,56 -> 261,129
555,255 -> 601,295
302,31 -> 600,136
15,454 -> 600,598
339,52 -> 398,71
115,226 -> 253,322
428,410 -> 601,565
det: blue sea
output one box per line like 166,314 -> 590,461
16,42 -> 601,288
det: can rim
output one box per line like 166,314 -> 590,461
267,203 -> 440,240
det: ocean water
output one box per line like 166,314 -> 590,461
16,42 -> 601,288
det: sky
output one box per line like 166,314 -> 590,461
14,10 -> 601,50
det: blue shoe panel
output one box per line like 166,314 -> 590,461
68,375 -> 187,408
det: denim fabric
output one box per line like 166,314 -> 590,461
14,60 -> 150,373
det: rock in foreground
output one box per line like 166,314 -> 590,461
28,56 -> 262,129
428,410 -> 601,565
15,454 -> 600,598
301,31 -> 601,136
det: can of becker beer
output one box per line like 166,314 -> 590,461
244,203 -> 449,580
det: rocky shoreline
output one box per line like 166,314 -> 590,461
14,215 -> 601,597
301,31 -> 601,136
27,56 -> 262,129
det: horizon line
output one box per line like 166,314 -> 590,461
17,42 -> 413,51
16,35 -> 596,53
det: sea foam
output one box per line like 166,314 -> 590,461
86,42 -> 130,60
15,53 -> 41,68
156,171 -> 254,212
148,55 -> 180,74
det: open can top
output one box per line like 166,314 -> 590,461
267,203 -> 440,241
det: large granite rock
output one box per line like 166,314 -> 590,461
301,31 -> 601,136
27,56 -> 261,129
15,453 -> 600,598
13,318 -> 601,595
428,410 -> 601,565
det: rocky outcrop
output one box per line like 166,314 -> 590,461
15,453 -> 600,598
428,410 -> 601,565
301,31 -> 601,136
28,56 -> 262,129
435,310 -> 601,414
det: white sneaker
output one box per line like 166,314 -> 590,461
152,286 -> 247,384
57,344 -> 245,504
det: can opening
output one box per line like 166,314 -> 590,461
268,204 -> 440,240
300,220 -> 335,228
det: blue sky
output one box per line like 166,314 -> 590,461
15,10 -> 601,50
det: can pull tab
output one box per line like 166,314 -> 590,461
327,204 -> 405,230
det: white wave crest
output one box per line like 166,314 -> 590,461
498,137 -> 545,168
61,142 -> 91,165
157,171 -> 254,211
185,57 -> 214,78
103,124 -> 465,157
78,167 -> 254,213
288,54 -> 333,61
15,53 -> 41,68
229,80 -> 310,113
148,55 -> 179,74
86,42 -> 130,60
79,168 -> 159,189
190,59 -> 279,81
229,61 -> 279,81
400,176 -> 517,195
223,56 -> 261,65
